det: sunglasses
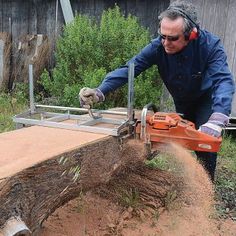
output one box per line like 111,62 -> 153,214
158,32 -> 180,42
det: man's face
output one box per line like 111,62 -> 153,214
160,17 -> 188,54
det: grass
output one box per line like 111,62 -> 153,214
0,87 -> 27,133
145,154 -> 171,171
145,151 -> 184,174
218,134 -> 236,172
119,188 -> 141,209
215,134 -> 236,220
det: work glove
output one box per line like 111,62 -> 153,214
79,87 -> 105,107
199,112 -> 229,138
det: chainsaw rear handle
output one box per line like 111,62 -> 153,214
140,103 -> 158,141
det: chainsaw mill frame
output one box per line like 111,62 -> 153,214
13,64 -> 135,136
13,64 -> 236,135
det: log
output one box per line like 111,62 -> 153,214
0,126 -> 114,235
0,217 -> 30,236
0,125 -> 179,236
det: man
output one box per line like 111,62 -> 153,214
79,1 -> 235,181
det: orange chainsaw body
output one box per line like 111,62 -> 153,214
136,112 -> 222,152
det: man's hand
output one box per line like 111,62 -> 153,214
199,112 -> 229,138
79,87 -> 105,107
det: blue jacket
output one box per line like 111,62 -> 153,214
98,30 -> 235,116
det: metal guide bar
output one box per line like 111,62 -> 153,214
13,105 -> 130,136
13,63 -> 135,136
35,104 -> 127,116
13,115 -> 127,136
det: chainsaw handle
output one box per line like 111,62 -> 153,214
140,103 -> 158,141
144,103 -> 158,113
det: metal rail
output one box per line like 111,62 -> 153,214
13,63 -> 136,136
226,117 -> 236,130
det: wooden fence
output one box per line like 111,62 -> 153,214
0,0 -> 235,114
0,0 -> 235,72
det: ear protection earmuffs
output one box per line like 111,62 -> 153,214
167,6 -> 199,41
188,27 -> 198,40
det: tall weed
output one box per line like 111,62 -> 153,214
0,84 -> 27,133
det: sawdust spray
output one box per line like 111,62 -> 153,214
107,140 -> 218,236
156,142 -> 217,236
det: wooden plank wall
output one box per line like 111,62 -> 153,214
0,0 -> 168,86
0,0 -> 235,74
70,0 -> 168,37
0,0 -> 168,44
0,0 -> 235,114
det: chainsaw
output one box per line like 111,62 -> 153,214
134,103 -> 222,154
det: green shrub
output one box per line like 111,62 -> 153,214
41,6 -> 162,108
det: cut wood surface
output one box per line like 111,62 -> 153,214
0,126 -> 106,179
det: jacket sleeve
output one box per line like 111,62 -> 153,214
98,40 -> 159,95
205,40 -> 235,116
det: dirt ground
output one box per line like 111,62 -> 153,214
39,194 -> 236,236
39,143 -> 236,236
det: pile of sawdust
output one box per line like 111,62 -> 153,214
93,141 -> 217,235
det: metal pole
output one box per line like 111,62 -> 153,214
9,17 -> 11,35
29,64 -> 35,114
55,0 -> 59,37
59,0 -> 74,25
127,63 -> 135,130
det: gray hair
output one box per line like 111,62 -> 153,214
159,1 -> 199,35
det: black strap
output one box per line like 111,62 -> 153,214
167,6 -> 199,29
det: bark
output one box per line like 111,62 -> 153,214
0,136 -> 180,236
96,153 -> 181,212
0,137 -> 122,235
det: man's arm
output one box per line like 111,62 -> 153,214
199,39 -> 235,137
79,39 -> 160,107
206,40 -> 235,116
98,40 -> 160,95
